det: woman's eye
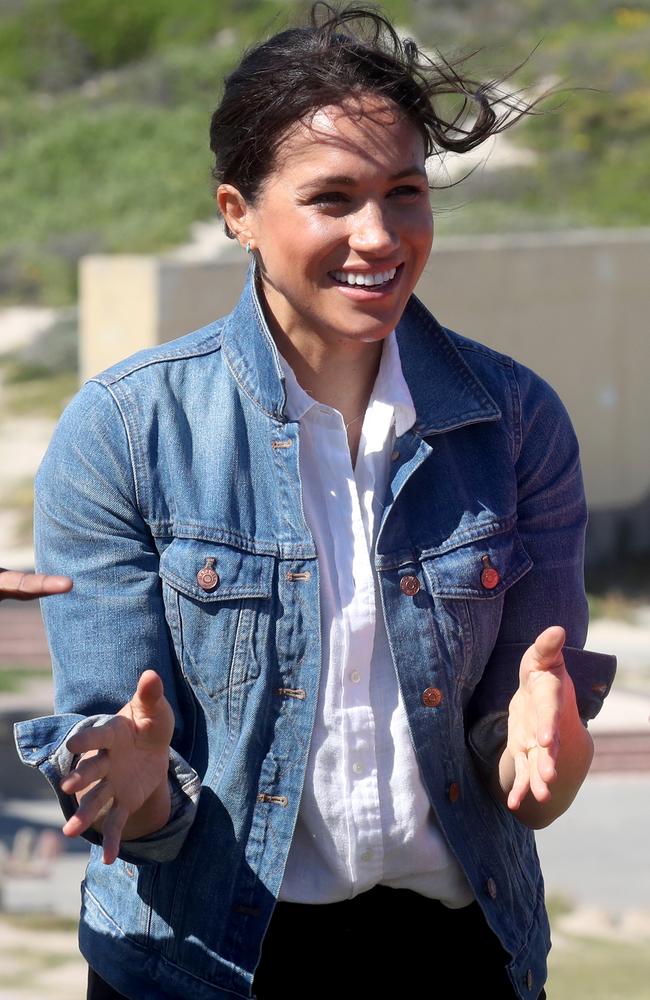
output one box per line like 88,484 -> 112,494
311,191 -> 349,205
389,185 -> 424,198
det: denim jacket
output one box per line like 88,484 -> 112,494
15,268 -> 615,1000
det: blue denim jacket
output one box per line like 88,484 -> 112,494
15,268 -> 615,1000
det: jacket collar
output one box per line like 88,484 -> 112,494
221,262 -> 501,434
395,294 -> 501,435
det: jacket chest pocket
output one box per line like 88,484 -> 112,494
420,528 -> 532,689
159,539 -> 275,700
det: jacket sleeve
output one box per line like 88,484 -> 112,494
13,379 -> 201,863
467,361 -> 616,770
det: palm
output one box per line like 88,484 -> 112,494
505,627 -> 572,809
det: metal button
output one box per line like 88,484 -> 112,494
486,877 -> 498,899
448,782 -> 460,803
197,557 -> 219,591
526,969 -> 534,991
400,575 -> 420,597
480,555 -> 500,590
422,686 -> 443,708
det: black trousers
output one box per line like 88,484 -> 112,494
88,885 -> 547,998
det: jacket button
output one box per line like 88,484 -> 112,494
448,782 -> 460,803
486,877 -> 498,899
197,557 -> 219,591
480,555 -> 500,590
526,969 -> 534,991
400,575 -> 420,597
422,687 -> 443,708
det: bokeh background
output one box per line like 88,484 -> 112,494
1,2 -> 649,997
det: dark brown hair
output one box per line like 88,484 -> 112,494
210,3 -> 535,232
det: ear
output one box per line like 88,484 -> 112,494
216,184 -> 255,249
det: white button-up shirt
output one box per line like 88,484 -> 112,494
279,333 -> 474,908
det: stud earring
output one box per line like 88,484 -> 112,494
245,241 -> 253,255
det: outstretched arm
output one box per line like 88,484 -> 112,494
0,568 -> 72,601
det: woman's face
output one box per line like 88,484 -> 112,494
221,95 -> 433,353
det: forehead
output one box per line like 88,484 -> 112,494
269,96 -> 426,179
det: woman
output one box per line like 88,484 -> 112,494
15,6 -> 615,999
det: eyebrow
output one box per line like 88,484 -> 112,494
297,165 -> 428,189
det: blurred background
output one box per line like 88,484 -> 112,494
0,1 -> 649,997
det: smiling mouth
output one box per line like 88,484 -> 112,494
330,265 -> 400,288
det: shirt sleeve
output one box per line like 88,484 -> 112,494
13,379 -> 201,863
467,360 -> 616,769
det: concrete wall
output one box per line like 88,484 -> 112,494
80,230 -> 650,565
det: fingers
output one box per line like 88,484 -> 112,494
67,724 -> 116,757
62,780 -> 114,838
101,803 -> 130,865
0,569 -> 73,601
507,745 -> 557,812
60,751 -> 108,796
507,751 -> 531,811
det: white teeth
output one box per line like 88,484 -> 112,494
331,267 -> 398,287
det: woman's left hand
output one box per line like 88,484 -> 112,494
501,625 -> 587,816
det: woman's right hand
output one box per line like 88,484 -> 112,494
60,670 -> 175,864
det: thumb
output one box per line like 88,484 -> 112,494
131,669 -> 165,715
528,625 -> 566,673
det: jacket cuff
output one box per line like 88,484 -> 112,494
14,714 -> 201,863
467,645 -> 617,772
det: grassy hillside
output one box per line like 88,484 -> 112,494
1,0 -> 648,303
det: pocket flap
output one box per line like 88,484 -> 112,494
159,539 -> 274,602
421,529 -> 532,599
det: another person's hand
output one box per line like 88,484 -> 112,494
60,670 -> 174,864
0,568 -> 72,601
500,625 -> 592,824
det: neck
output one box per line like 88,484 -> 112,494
276,326 -> 382,418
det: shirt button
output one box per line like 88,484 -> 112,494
197,558 -> 219,591
352,762 -> 363,775
486,877 -> 498,899
400,575 -> 420,597
422,687 -> 443,708
526,969 -> 534,991
350,670 -> 361,684
360,848 -> 374,862
448,782 -> 460,803
390,449 -> 400,461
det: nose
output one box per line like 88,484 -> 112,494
348,201 -> 399,255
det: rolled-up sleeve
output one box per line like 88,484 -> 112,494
467,361 -> 617,768
15,379 -> 202,862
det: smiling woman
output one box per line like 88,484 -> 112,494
216,95 -> 434,454
14,5 -> 616,1000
